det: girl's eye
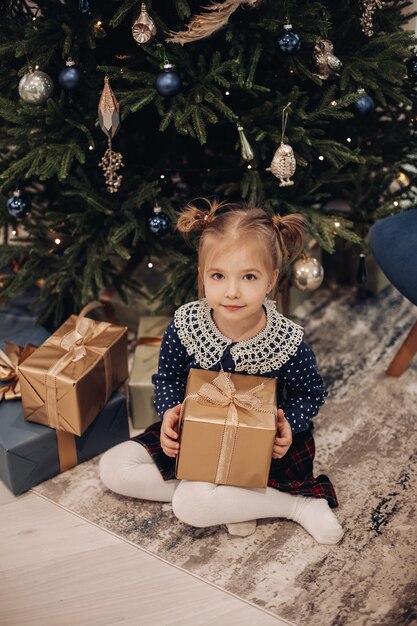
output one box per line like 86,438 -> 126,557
244,274 -> 256,280
212,273 -> 224,280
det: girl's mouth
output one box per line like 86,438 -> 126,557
222,305 -> 244,311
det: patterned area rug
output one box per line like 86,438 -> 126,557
33,286 -> 417,626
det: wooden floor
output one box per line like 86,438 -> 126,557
0,481 -> 293,626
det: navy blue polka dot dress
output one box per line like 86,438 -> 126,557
132,299 -> 338,508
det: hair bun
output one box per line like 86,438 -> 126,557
271,213 -> 306,264
176,198 -> 227,235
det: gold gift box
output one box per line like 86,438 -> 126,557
176,368 -> 277,489
18,304 -> 128,436
128,316 -> 170,429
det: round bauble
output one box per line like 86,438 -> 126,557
354,94 -> 375,115
18,69 -> 54,104
155,64 -> 181,97
58,61 -> 82,90
147,205 -> 171,235
277,24 -> 300,55
292,257 -> 324,291
7,191 -> 31,221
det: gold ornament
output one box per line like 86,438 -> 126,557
292,256 -> 324,291
267,102 -> 296,186
388,171 -> 410,194
166,0 -> 262,45
132,3 -> 157,45
312,38 -> 342,80
396,172 -> 410,187
359,0 -> 384,37
237,124 -> 254,162
98,76 -> 124,193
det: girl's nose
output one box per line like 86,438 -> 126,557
225,282 -> 240,298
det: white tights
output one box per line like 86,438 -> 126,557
99,441 -> 344,545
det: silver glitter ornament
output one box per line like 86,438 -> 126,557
292,256 -> 324,291
312,38 -> 342,80
359,0 -> 384,36
18,69 -> 54,104
237,124 -> 254,162
267,102 -> 296,186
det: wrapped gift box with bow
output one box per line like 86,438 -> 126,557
128,315 -> 170,429
18,302 -> 128,436
0,325 -> 129,495
175,368 -> 277,488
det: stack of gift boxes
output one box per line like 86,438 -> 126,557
1,304 -> 277,496
0,302 -> 130,495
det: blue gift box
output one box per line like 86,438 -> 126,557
0,283 -> 43,339
0,326 -> 129,495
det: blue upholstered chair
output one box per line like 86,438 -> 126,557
368,207 -> 417,376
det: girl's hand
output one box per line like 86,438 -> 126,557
272,409 -> 293,459
160,404 -> 182,457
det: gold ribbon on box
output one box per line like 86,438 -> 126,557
0,341 -> 37,401
136,336 -> 163,347
55,430 -> 78,473
179,370 -> 275,484
0,340 -> 77,472
43,301 -> 113,430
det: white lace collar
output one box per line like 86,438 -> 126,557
174,298 -> 304,374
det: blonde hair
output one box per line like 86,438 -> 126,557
176,198 -> 306,299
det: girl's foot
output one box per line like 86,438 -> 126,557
290,496 -> 344,545
225,519 -> 257,537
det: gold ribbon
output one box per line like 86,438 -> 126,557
179,370 -> 275,484
56,430 -> 78,473
43,301 -> 113,429
136,335 -> 163,347
0,341 -> 37,401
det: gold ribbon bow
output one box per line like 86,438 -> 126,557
43,301 -> 113,429
180,370 -> 274,484
0,341 -> 37,401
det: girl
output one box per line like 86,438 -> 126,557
100,201 -> 344,544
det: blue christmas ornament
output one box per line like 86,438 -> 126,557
147,205 -> 171,235
155,63 -> 181,97
7,190 -> 31,221
354,93 -> 375,115
356,253 -> 368,285
79,0 -> 91,13
277,24 -> 300,55
58,60 -> 81,90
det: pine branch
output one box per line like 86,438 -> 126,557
109,0 -> 138,28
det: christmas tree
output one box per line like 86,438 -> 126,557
1,0 -> 416,325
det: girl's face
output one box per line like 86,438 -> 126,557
200,237 -> 278,324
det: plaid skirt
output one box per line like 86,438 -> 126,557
131,421 -> 338,509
